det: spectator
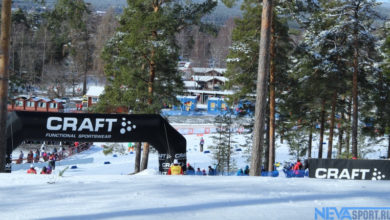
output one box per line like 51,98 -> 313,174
202,169 -> 207,176
42,151 -> 48,162
187,163 -> 195,172
27,165 -> 37,174
236,168 -> 244,176
40,166 -> 49,174
34,149 -> 40,163
293,159 -> 302,171
167,159 -> 183,175
199,137 -> 205,152
244,165 -> 250,175
49,154 -> 56,170
195,168 -> 203,176
26,150 -> 34,163
208,166 -> 215,176
74,142 -> 80,153
186,163 -> 195,175
17,151 -> 24,164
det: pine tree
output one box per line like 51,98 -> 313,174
98,0 -> 216,172
224,0 -> 291,173
210,113 -> 237,175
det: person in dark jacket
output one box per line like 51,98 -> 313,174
40,166 -> 49,174
208,166 -> 215,176
244,165 -> 250,175
48,154 -> 56,170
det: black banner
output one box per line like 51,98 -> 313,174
5,111 -> 186,173
309,159 -> 390,180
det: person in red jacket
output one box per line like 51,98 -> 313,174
293,159 -> 302,171
167,159 -> 183,175
27,165 -> 37,174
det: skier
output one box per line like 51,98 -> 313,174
167,159 -> 183,175
199,137 -> 205,152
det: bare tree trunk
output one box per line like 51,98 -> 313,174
268,22 -> 276,172
345,100 -> 352,158
134,142 -> 141,173
0,0 -> 12,172
338,113 -> 344,158
308,123 -> 313,158
141,142 -> 150,171
41,26 -> 47,81
318,99 -> 326,158
83,30 -> 89,95
250,0 -> 272,176
352,19 -> 359,158
327,92 -> 337,158
388,136 -> 390,159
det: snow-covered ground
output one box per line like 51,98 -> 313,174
1,124 -> 390,220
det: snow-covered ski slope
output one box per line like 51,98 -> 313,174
2,128 -> 390,220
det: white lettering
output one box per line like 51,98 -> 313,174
78,118 -> 94,132
47,117 -> 120,133
351,169 -> 360,179
327,168 -> 339,179
63,117 -> 78,131
105,118 -> 117,132
315,168 -> 327,178
47,117 -> 62,130
95,118 -> 105,132
338,169 -> 351,179
360,169 -> 370,180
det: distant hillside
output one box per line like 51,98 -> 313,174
83,0 -> 243,25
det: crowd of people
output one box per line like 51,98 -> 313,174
21,142 -> 91,175
167,160 -> 217,176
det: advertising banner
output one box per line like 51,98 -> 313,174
308,159 -> 390,180
6,111 -> 186,173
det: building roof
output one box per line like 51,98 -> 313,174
86,86 -> 105,97
192,75 -> 228,83
183,81 -> 199,88
192,67 -> 226,74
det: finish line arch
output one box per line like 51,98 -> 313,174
5,111 -> 186,174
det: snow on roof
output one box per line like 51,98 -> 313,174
27,97 -> 41,102
183,81 -> 199,88
192,75 -> 228,83
37,98 -> 51,102
187,89 -> 234,95
52,98 -> 66,103
177,95 -> 198,99
208,97 -> 225,101
86,86 -> 105,97
192,67 -> 226,74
